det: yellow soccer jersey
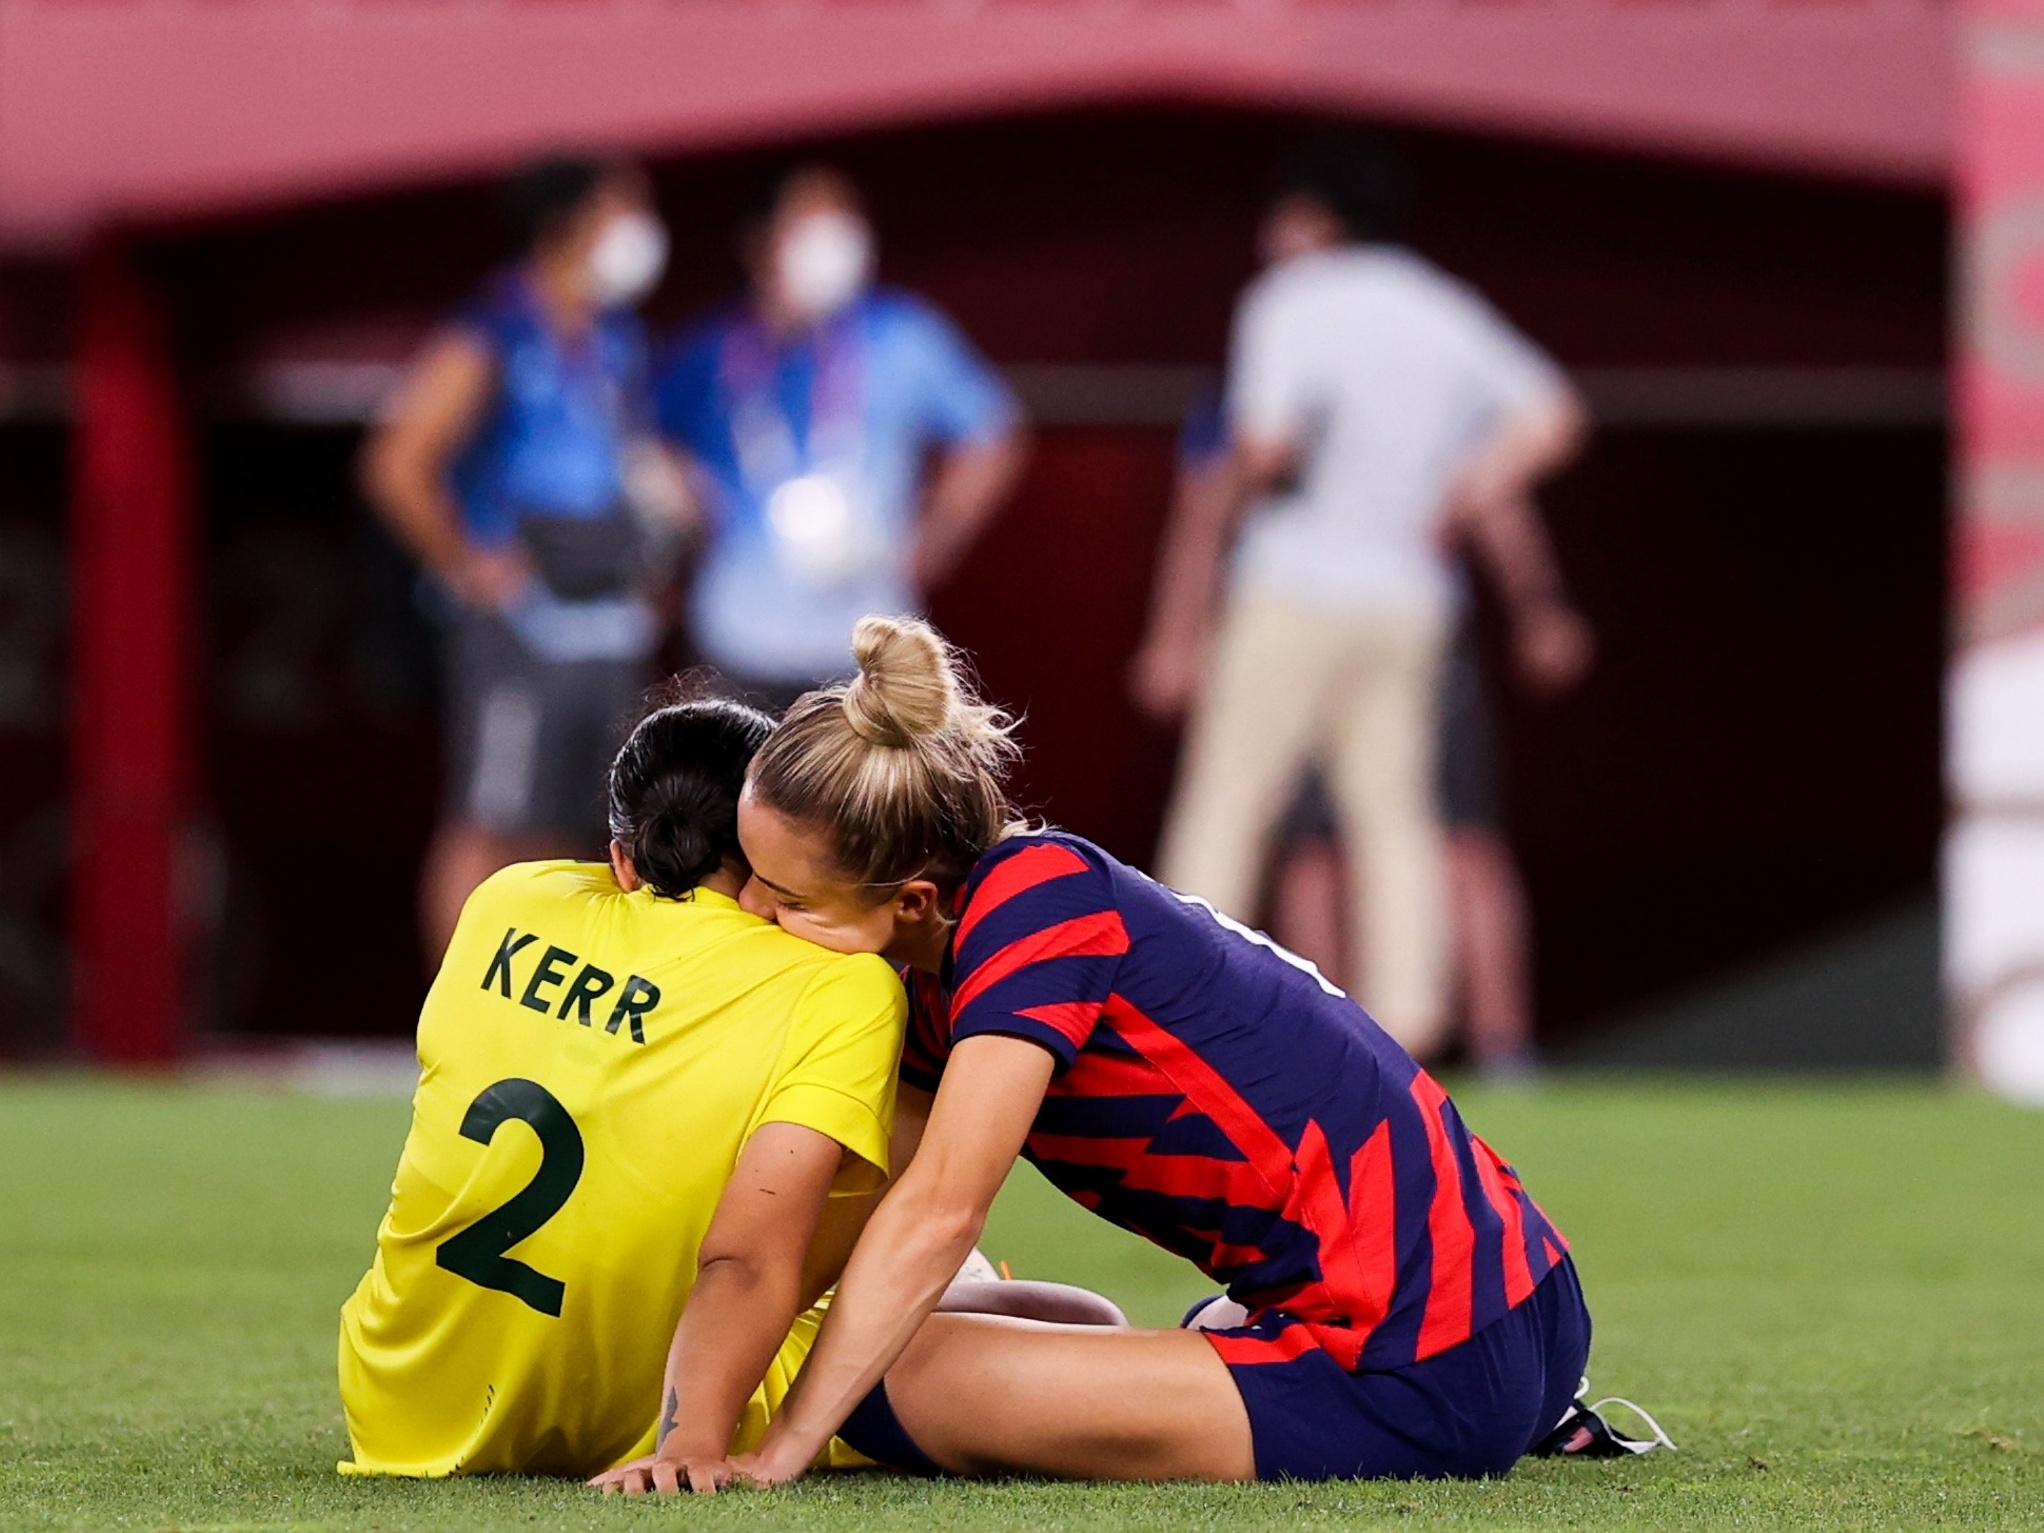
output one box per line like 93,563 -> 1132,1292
338,860 -> 905,1479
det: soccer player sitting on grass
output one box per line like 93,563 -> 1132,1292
338,689 -> 1118,1483
603,616 -> 1657,1492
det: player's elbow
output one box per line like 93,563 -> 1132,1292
357,427 -> 428,525
1233,435 -> 1295,493
1526,386 -> 1590,469
888,1173 -> 991,1263
927,1199 -> 988,1256
693,1247 -> 790,1300
356,430 -> 398,512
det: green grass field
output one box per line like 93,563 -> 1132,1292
3,1076 -> 2042,1531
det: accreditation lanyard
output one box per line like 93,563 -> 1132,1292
514,274 -> 640,458
718,308 -> 866,506
717,308 -> 880,589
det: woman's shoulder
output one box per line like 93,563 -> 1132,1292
734,909 -> 903,984
977,826 -> 1115,871
755,931 -> 907,1025
447,267 -> 536,350
442,860 -> 622,972
958,830 -> 1125,919
466,858 -> 616,911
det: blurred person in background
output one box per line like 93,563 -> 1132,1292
1164,399 -> 1592,1076
654,166 -> 1027,710
362,154 -> 682,960
1262,542 -> 1592,1078
1130,134 -> 1586,1059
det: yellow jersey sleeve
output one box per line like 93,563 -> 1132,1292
757,954 -> 906,1195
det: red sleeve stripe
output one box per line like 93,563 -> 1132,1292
950,909 -> 1129,1016
953,842 -> 1092,953
1410,1072 -> 1477,1360
1014,1000 -> 1104,1048
1471,1136 -> 1536,1308
1060,1048 -> 1173,1099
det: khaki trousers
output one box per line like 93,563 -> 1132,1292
1156,593 -> 1451,1057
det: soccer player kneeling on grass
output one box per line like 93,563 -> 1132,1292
633,616 -> 1660,1491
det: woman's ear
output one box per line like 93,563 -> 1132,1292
889,879 -> 945,926
609,839 -> 641,893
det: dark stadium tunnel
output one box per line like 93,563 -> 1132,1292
0,105 -> 1946,1058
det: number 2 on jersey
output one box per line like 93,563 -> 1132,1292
435,1078 -> 585,1317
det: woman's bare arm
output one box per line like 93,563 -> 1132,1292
1444,386 -> 1595,691
911,429 -> 1031,591
1128,453 -> 1248,720
743,1036 -> 1055,1483
590,1121 -> 846,1496
359,331 -> 530,609
1448,387 -> 1587,520
791,1083 -> 932,1306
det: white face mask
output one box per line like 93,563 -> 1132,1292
585,210 -> 669,307
776,211 -> 873,322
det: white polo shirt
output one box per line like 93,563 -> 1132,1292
1225,245 -> 1564,622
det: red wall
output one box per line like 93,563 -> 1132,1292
0,0 -> 1947,246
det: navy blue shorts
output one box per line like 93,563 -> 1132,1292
1208,1258 -> 1592,1481
837,1260 -> 1590,1483
839,1378 -> 947,1477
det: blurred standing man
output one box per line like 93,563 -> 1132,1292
1131,136 -> 1586,1057
1262,524 -> 1594,1077
363,156 -> 677,959
655,166 -> 1026,704
1166,397 -> 1594,1074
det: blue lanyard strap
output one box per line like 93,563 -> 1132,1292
717,308 -> 866,498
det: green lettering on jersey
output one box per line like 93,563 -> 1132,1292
604,976 -> 660,1045
520,946 -> 578,1014
556,964 -> 617,1028
482,929 -> 537,997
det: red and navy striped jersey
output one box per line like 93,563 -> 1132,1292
903,832 -> 1568,1371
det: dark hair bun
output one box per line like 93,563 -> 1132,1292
607,694 -> 773,898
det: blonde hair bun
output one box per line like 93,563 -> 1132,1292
751,615 -> 1023,890
844,616 -> 959,747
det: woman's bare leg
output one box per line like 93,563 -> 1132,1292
1272,837 -> 1349,992
881,1312 -> 1255,1482
938,1278 -> 1127,1327
1443,826 -> 1535,1069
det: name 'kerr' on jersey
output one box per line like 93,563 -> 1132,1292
340,860 -> 906,1478
901,832 -> 1567,1373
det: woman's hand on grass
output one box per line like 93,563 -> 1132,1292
730,1432 -> 817,1487
588,1452 -> 740,1495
